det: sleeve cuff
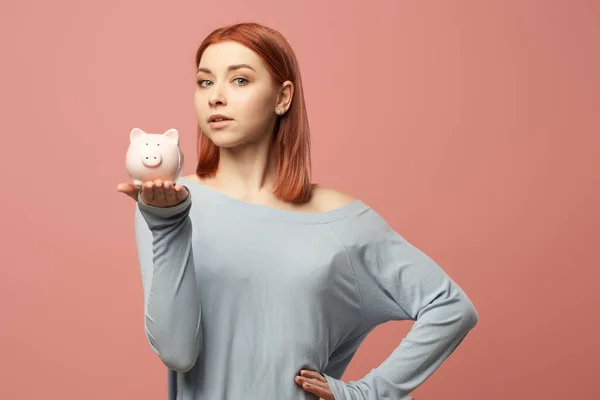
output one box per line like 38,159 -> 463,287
137,188 -> 192,219
323,374 -> 414,400
323,374 -> 351,400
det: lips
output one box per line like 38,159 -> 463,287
208,114 -> 233,129
208,114 -> 232,122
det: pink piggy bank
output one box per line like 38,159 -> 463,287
125,128 -> 184,188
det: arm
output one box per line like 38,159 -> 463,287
134,191 -> 202,372
324,209 -> 478,399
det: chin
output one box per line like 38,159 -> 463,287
205,130 -> 247,148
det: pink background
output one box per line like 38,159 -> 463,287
1,0 -> 598,399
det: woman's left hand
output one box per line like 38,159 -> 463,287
295,369 -> 335,399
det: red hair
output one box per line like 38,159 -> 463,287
194,22 -> 315,204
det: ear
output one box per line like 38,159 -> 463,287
275,81 -> 294,114
130,128 -> 145,142
163,128 -> 180,144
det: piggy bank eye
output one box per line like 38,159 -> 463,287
157,143 -> 160,146
146,143 -> 148,145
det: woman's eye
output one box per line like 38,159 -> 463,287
196,78 -> 248,86
234,77 -> 249,85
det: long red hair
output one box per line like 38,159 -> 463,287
194,22 -> 315,204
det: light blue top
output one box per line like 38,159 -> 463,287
134,177 -> 478,400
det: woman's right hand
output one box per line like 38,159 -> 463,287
117,179 -> 189,207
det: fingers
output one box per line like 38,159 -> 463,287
153,179 -> 166,202
298,377 -> 328,389
296,378 -> 332,399
164,180 -> 176,204
300,370 -> 327,382
175,184 -> 189,202
295,370 -> 333,400
141,181 -> 155,203
116,183 -> 141,201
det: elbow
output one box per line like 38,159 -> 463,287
156,343 -> 201,372
145,331 -> 201,373
161,355 -> 198,372
457,295 -> 479,331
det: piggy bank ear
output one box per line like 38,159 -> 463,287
163,128 -> 180,144
130,128 -> 145,142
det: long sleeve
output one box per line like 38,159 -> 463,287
134,191 -> 202,372
323,208 -> 479,399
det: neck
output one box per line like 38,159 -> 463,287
212,137 -> 277,198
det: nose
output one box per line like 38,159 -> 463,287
208,84 -> 227,107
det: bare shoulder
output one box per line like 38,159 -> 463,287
182,174 -> 205,184
181,174 -> 357,213
310,185 -> 358,212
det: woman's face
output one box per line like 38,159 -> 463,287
194,41 -> 290,148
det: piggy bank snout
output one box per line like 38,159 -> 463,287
142,150 -> 162,167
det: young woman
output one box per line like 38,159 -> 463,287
117,22 -> 478,400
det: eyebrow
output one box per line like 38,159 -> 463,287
196,64 -> 256,74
